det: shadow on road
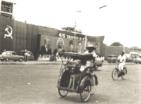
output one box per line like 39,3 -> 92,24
57,93 -> 109,103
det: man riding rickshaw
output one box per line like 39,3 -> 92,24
57,44 -> 98,102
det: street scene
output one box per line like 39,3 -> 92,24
0,63 -> 141,104
0,0 -> 141,104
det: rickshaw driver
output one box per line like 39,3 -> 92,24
68,43 -> 98,93
80,44 -> 98,95
80,44 -> 97,72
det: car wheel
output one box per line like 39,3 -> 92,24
0,59 -> 4,61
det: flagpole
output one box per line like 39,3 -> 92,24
74,10 -> 81,52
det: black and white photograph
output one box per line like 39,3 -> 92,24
0,0 -> 141,104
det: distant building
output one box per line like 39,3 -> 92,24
104,46 -> 124,57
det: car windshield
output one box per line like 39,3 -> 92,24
12,52 -> 16,55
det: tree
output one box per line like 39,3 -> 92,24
110,42 -> 123,46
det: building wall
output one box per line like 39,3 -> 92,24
39,30 -> 86,53
104,46 -> 123,57
13,21 -> 26,51
0,15 -> 104,56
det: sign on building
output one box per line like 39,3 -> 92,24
0,15 -> 14,51
0,0 -> 13,18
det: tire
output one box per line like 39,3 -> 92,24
58,89 -> 68,97
0,59 -> 4,61
80,78 -> 91,102
121,68 -> 127,80
112,69 -> 119,80
123,68 -> 127,74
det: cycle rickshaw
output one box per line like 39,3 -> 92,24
57,52 -> 98,102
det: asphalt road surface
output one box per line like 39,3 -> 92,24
0,63 -> 141,104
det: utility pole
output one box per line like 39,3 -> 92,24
74,10 -> 81,52
0,0 -> 1,14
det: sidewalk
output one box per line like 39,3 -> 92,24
0,60 -> 62,65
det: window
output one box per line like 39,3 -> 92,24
1,1 -> 13,18
1,1 -> 13,13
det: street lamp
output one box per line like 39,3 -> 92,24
74,10 -> 81,31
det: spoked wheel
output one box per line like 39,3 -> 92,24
58,89 -> 68,97
112,69 -> 119,80
80,83 -> 91,102
121,68 -> 127,80
123,68 -> 127,74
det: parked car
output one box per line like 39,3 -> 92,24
125,52 -> 140,63
17,50 -> 34,61
0,51 -> 24,61
0,54 -> 3,60
126,54 -> 133,62
106,55 -> 118,63
134,56 -> 141,64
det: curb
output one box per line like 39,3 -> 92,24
0,61 -> 135,65
0,61 -> 62,65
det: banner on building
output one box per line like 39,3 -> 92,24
0,15 -> 14,51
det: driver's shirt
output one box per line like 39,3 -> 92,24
80,50 -> 97,72
117,54 -> 126,63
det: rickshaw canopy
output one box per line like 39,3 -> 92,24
62,52 -> 94,61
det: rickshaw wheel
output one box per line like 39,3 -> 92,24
112,69 -> 119,80
58,89 -> 68,97
80,81 -> 91,102
121,68 -> 127,80
123,67 -> 127,74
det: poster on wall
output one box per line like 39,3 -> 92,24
56,37 -> 64,49
2,25 -> 14,51
0,15 -> 14,51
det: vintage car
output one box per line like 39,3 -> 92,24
134,56 -> 141,64
17,50 -> 34,60
0,51 -> 24,61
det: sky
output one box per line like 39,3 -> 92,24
8,0 -> 141,48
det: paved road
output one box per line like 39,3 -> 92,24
0,64 -> 141,104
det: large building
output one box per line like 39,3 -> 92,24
0,0 -> 105,58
